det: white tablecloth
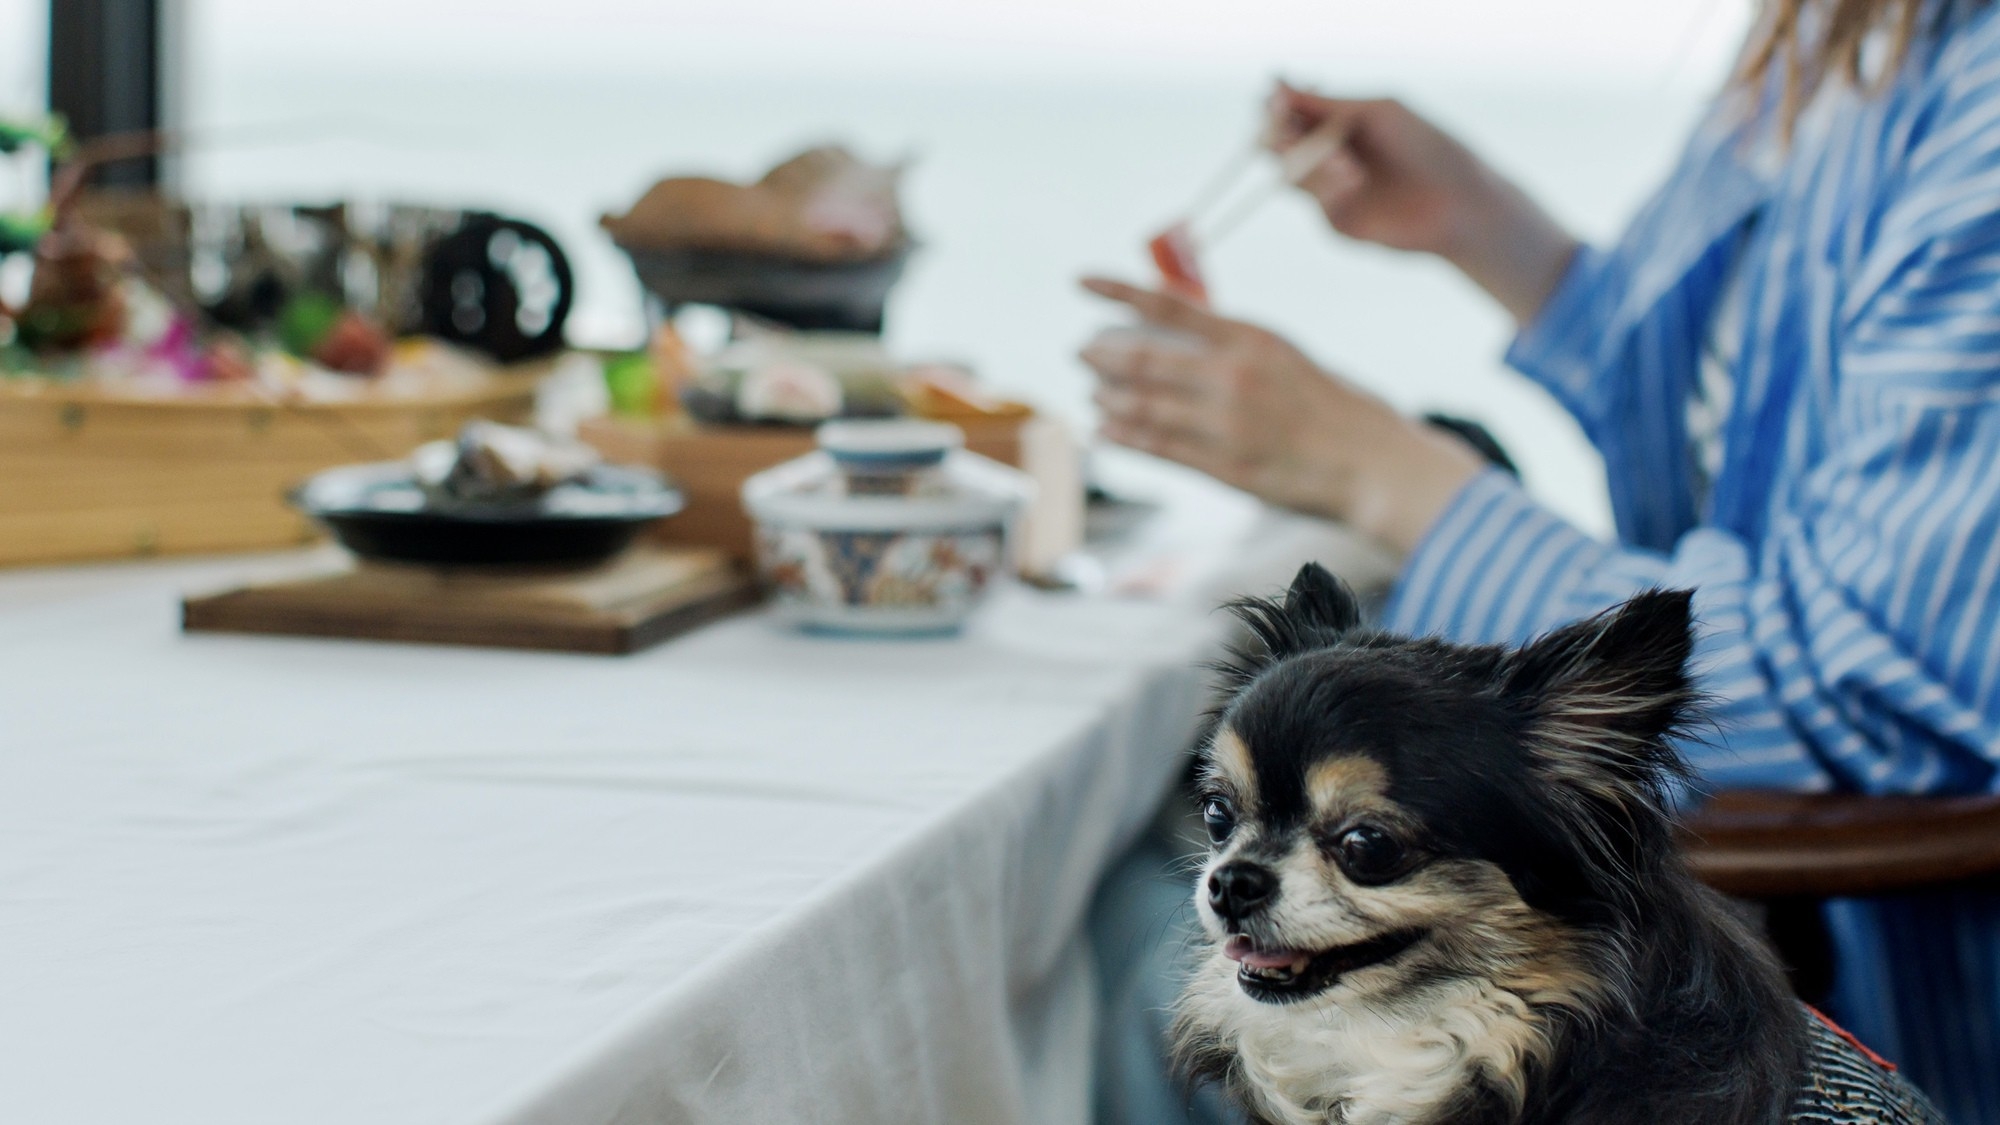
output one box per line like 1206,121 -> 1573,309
0,476 -> 1393,1125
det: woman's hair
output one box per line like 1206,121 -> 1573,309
1737,0 -> 1985,126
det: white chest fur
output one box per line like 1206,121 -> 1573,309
1186,961 -> 1545,1125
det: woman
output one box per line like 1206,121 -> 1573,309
1082,0 -> 2000,1118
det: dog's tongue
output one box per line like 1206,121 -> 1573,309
1223,935 -> 1305,970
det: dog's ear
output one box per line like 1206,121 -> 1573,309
1501,590 -> 1701,878
1211,563 -> 1361,696
1283,562 -> 1362,636
1508,588 -> 1699,756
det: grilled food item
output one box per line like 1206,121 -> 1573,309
600,146 -> 904,263
411,420 -> 601,506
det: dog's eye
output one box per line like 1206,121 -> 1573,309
1335,825 -> 1409,885
1201,798 -> 1235,844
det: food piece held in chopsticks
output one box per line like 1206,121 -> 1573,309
1148,221 -> 1208,306
1144,113 -> 1347,307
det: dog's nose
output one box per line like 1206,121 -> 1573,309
1207,862 -> 1276,920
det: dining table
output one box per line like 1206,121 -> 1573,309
0,465 -> 1393,1125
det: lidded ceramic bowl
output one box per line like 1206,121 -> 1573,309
742,419 -> 1033,633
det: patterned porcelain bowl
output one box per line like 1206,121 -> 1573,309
742,420 -> 1033,634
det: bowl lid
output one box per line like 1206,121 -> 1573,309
817,419 -> 962,469
742,443 -> 1032,532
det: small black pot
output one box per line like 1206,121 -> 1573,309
618,243 -> 913,334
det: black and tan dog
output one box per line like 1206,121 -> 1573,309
1174,564 -> 1942,1125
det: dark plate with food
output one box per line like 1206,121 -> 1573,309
603,145 -> 914,334
293,423 -> 682,565
619,243 -> 913,334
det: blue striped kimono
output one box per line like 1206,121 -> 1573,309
1383,4 -> 2000,1119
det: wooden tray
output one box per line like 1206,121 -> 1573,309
0,369 -> 542,568
182,546 -> 757,655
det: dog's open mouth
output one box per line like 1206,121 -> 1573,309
1223,928 -> 1428,1002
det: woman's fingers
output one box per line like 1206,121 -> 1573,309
1099,414 -> 1249,489
1265,82 -> 1327,147
1099,410 -> 1212,463
1277,125 -> 1352,186
1079,277 -> 1234,342
1084,330 -> 1246,477
1079,330 -> 1232,401
1093,382 -> 1218,439
1265,82 -> 1361,150
1293,146 -> 1366,209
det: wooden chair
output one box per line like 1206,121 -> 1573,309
1681,791 -> 2000,1000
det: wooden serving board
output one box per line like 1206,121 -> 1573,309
182,547 -> 758,655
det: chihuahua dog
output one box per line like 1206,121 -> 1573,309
1173,564 -> 1939,1125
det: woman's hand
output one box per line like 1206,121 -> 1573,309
1265,82 -> 1579,326
1079,277 -> 1486,555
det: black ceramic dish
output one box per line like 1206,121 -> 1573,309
165,203 -> 575,364
618,243 -> 913,334
292,462 -> 682,566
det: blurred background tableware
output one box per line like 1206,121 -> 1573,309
187,422 -> 758,656
618,243 -> 912,335
293,461 -> 679,566
80,196 -> 575,365
678,329 -> 907,425
0,115 -> 584,568
291,420 -> 681,566
604,145 -> 912,335
741,418 -> 1030,633
580,344 -> 1083,572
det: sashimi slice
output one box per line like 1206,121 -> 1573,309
1148,221 -> 1209,306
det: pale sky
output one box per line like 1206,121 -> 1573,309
0,1 -> 1755,115
183,0 -> 1752,87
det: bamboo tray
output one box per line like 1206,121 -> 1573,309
0,371 -> 542,568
